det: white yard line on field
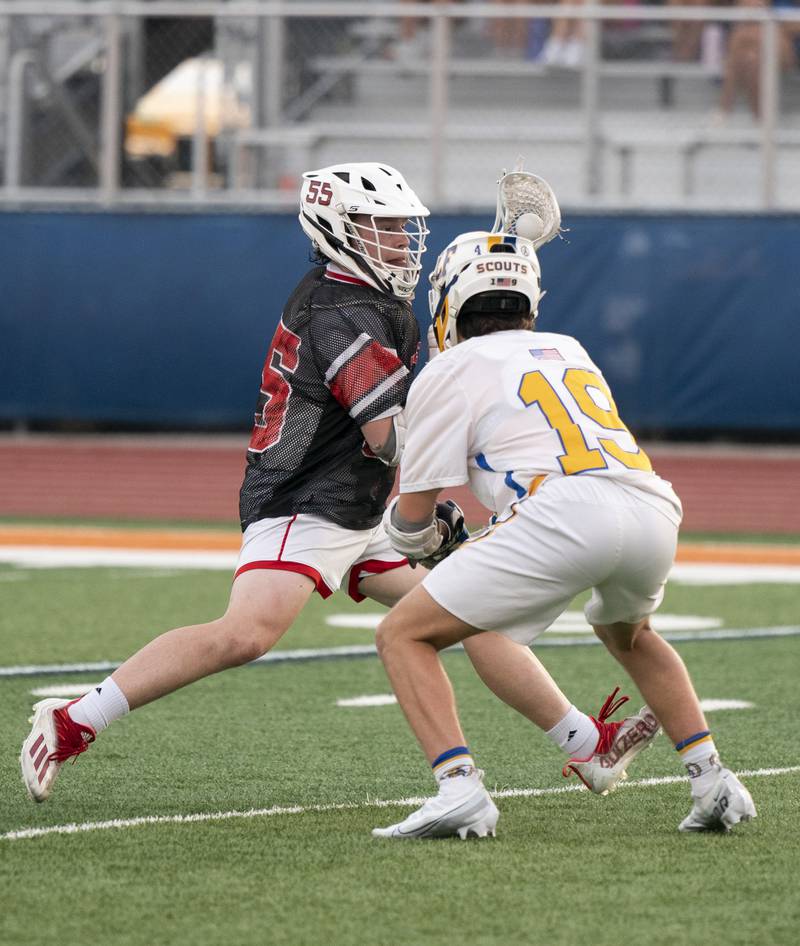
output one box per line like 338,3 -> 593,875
337,694 -> 398,707
29,683 -> 99,698
3,766 -> 798,842
326,612 -> 723,634
334,695 -> 754,711
2,547 -> 800,583
699,699 -> 755,711
2,626 -> 800,678
0,645 -> 378,678
0,547 -> 238,569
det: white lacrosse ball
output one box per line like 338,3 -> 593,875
515,212 -> 545,241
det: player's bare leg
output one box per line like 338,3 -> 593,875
463,634 -> 654,798
361,566 -> 569,729
463,632 -> 569,730
591,617 -> 706,744
21,569 -> 315,801
114,569 -> 316,709
372,583 -> 498,839
374,582 -> 478,760
362,564 -> 648,790
592,617 -> 756,831
358,563 -> 421,607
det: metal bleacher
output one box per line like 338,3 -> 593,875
2,3 -> 800,210
221,9 -> 800,210
1,1 -> 214,191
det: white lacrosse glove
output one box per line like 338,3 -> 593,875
383,497 -> 469,569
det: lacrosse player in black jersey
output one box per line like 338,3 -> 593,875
21,163 -> 649,807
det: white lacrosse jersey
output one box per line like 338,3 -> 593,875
401,329 -> 681,523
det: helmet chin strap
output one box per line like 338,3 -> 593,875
431,270 -> 463,350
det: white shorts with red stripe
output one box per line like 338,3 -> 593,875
235,513 -> 408,601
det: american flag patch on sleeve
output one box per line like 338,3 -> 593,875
530,348 -> 564,360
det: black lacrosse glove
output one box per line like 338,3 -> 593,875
415,500 -> 470,570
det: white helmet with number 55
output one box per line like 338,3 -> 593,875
428,231 -> 542,352
298,163 -> 430,301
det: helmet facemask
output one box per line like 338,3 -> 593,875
343,213 -> 428,300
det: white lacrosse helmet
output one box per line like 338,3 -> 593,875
428,231 -> 542,352
298,162 -> 430,300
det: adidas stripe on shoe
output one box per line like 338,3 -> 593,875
562,688 -> 661,795
20,698 -> 96,803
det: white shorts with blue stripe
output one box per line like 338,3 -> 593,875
422,474 -> 680,645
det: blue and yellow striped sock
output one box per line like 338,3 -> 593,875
432,746 -> 475,783
676,731 -> 720,797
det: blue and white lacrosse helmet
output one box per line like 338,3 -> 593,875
298,162 -> 430,301
428,230 -> 542,352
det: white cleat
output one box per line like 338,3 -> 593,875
679,767 -> 757,832
563,690 -> 661,795
20,698 -> 95,802
372,769 -> 499,840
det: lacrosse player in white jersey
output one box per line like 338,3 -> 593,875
372,229 -> 757,840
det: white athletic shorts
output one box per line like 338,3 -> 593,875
422,475 -> 681,645
234,513 -> 407,601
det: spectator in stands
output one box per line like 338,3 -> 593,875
666,1 -> 730,79
540,0 -> 587,68
539,0 -> 620,68
668,0 -> 711,63
391,0 -> 554,62
715,0 -> 800,120
391,0 -> 464,60
489,0 -> 533,57
539,0 -> 730,71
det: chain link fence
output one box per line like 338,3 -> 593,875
1,1 -> 799,209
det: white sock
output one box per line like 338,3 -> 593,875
68,676 -> 130,734
546,705 -> 599,759
676,731 -> 720,798
432,746 -> 476,784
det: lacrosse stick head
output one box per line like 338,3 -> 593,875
492,168 -> 562,251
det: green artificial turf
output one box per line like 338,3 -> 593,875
1,561 -> 798,945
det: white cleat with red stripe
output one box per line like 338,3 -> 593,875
562,689 -> 661,796
20,698 -> 96,802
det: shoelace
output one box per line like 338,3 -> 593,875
561,687 -> 630,782
49,704 -> 96,764
589,686 -> 630,755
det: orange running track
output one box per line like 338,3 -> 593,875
1,523 -> 799,565
1,436 -> 799,535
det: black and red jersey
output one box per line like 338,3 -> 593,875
239,265 -> 420,531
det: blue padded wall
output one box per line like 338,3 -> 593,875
1,211 -> 798,431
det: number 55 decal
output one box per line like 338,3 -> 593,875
249,321 -> 301,453
517,368 -> 652,474
306,180 -> 333,206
